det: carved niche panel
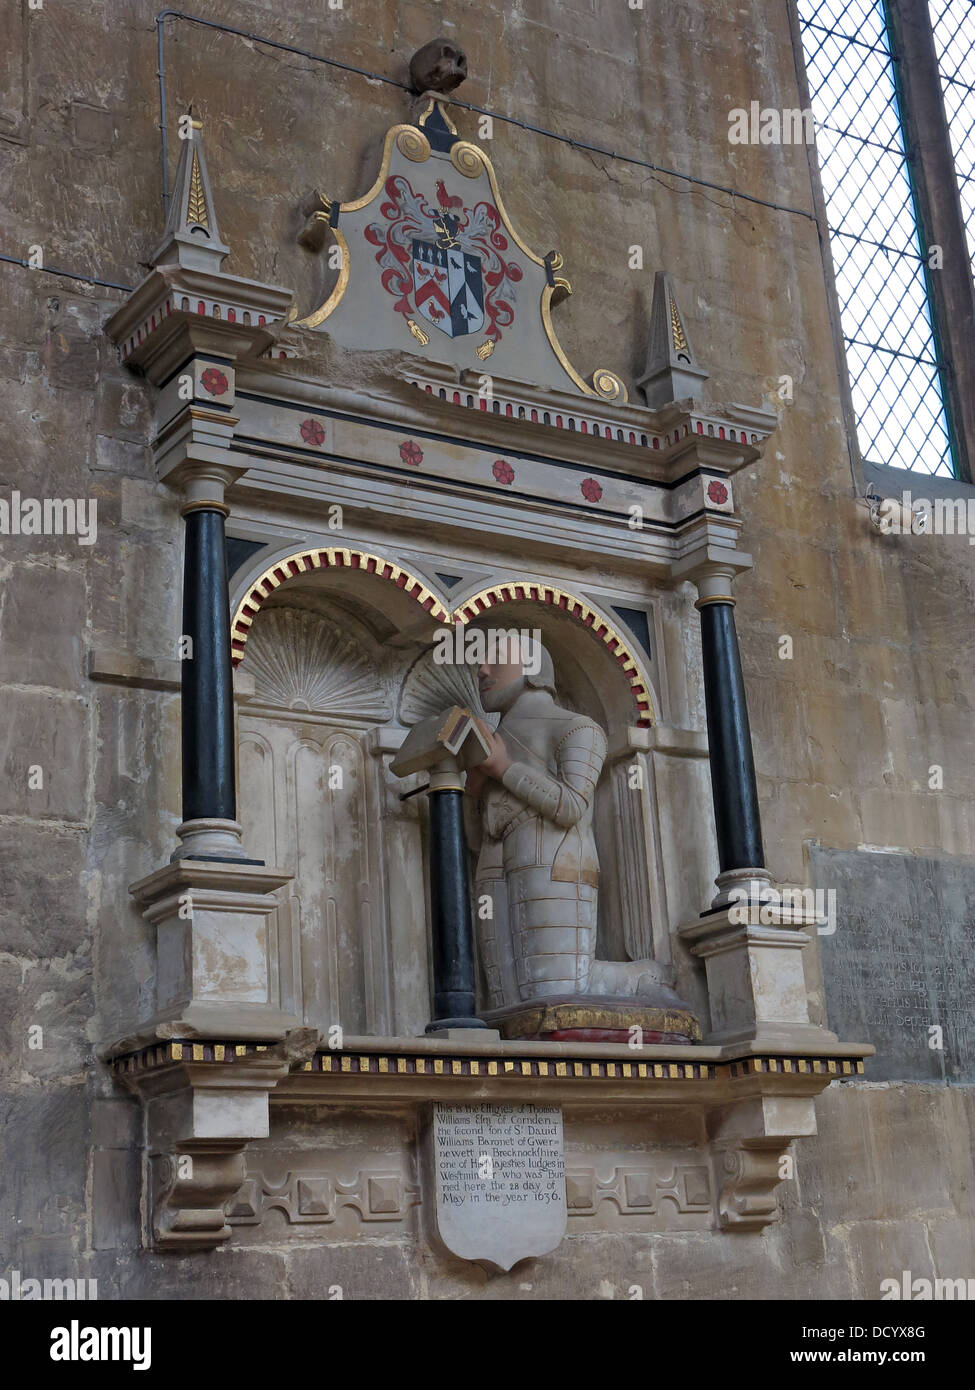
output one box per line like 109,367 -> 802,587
238,605 -> 399,1036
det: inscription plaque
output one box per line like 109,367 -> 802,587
431,1103 -> 566,1269
812,847 -> 975,1082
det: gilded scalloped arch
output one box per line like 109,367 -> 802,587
340,123 -> 430,213
292,226 -> 350,329
592,369 -> 629,404
540,282 -> 590,395
448,141 -> 550,268
447,139 -> 622,399
396,127 -> 431,163
451,582 -> 655,726
230,547 -> 451,667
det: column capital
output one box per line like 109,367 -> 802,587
670,546 -> 752,599
176,461 -> 245,512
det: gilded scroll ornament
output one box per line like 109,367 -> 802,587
396,127 -> 431,163
592,368 -> 628,403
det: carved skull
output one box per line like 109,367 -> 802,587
409,37 -> 468,94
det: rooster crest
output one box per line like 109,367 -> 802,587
435,179 -> 464,212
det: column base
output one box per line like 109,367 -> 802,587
707,1021 -> 841,1050
171,817 -> 261,864
114,1002 -> 307,1048
707,865 -> 774,913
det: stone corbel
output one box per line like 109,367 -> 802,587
298,189 -> 334,254
711,1137 -> 791,1231
117,1029 -> 318,1250
151,1141 -> 249,1251
708,1092 -> 817,1232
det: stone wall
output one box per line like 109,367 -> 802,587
1,0 -> 973,1298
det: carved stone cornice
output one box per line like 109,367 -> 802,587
109,1034 -> 870,1106
105,266 -> 295,384
235,356 -> 777,486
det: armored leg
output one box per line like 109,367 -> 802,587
507,867 -> 597,999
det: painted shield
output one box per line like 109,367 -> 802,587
412,238 -> 485,338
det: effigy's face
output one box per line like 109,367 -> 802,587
478,659 -> 525,712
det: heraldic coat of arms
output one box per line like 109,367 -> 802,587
291,98 -> 628,400
365,173 -> 521,344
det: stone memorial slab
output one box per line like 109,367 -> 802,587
430,1103 -> 566,1269
812,847 -> 975,1082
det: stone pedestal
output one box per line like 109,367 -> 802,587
129,859 -> 300,1040
484,992 -> 700,1043
679,901 -> 838,1049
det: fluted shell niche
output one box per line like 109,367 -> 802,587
243,606 -> 391,721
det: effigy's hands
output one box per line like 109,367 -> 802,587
477,727 -> 512,781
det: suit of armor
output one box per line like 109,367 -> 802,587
464,687 -> 607,1010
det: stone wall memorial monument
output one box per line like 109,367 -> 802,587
100,37 -> 871,1266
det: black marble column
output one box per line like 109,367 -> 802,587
181,504 -> 236,825
698,597 -> 765,874
426,789 -> 486,1031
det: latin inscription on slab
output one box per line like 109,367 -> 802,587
812,847 -> 975,1082
431,1103 -> 566,1269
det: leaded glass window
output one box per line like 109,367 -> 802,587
798,0 -> 955,476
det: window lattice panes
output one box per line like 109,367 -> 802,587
930,0 -> 975,267
798,0 -> 954,475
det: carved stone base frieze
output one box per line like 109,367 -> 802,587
565,1163 -> 712,1221
227,1167 -> 420,1228
108,1033 -> 868,1249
